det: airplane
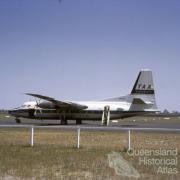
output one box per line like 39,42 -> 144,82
9,69 -> 158,125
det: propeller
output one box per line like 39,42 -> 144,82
35,98 -> 41,108
34,98 -> 43,116
24,93 -> 43,117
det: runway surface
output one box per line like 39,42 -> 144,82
1,116 -> 180,131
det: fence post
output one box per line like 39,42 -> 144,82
30,126 -> 34,147
128,130 -> 131,151
77,127 -> 80,149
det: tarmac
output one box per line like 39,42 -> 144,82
1,116 -> 180,131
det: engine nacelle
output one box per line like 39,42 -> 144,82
38,101 -> 56,109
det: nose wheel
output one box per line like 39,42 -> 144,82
15,118 -> 21,124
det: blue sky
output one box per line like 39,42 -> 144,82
0,0 -> 180,111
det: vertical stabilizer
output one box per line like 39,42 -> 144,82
130,69 -> 157,111
131,70 -> 155,95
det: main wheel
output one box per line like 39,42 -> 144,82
61,119 -> 67,125
76,120 -> 82,125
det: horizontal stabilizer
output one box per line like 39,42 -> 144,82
130,98 -> 147,111
132,98 -> 146,105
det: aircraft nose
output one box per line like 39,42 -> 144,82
8,109 -> 18,116
8,110 -> 13,114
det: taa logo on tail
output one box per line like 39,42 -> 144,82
136,84 -> 152,90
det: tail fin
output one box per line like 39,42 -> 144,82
130,69 -> 157,112
103,69 -> 157,111
131,69 -> 155,95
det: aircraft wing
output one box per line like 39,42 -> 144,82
26,93 -> 88,110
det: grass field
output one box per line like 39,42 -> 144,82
0,129 -> 180,180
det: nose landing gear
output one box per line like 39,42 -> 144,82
15,118 -> 21,124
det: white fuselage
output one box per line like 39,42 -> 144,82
9,100 -> 152,120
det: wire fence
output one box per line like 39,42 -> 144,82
0,125 -> 180,150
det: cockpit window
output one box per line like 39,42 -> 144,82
20,105 -> 31,108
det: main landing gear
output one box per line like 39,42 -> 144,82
61,119 -> 68,125
60,113 -> 68,125
76,120 -> 82,125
